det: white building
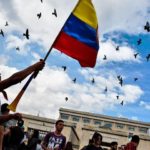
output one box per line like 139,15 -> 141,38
22,107 -> 150,150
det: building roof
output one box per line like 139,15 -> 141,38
59,108 -> 150,127
22,113 -> 56,124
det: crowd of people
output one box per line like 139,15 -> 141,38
0,104 -> 141,150
80,132 -> 140,150
0,60 -> 141,150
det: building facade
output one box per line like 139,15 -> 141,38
22,108 -> 150,150
59,108 -> 150,150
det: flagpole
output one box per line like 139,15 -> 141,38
8,1 -> 79,112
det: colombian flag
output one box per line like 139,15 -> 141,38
53,0 -> 99,67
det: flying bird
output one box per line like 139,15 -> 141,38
91,78 -> 95,84
144,22 -> 150,32
37,12 -> 42,19
52,9 -> 57,17
116,46 -> 120,51
120,101 -> 124,106
40,0 -> 43,3
137,38 -> 142,45
62,66 -> 67,71
119,79 -> 123,86
72,78 -> 76,83
65,97 -> 68,101
118,76 -> 123,86
23,29 -> 29,39
0,29 -> 4,37
104,86 -> 107,93
146,54 -> 150,62
103,55 -> 107,60
16,47 -> 20,51
117,75 -> 121,80
5,21 -> 8,26
116,95 -> 119,100
134,53 -> 139,59
134,78 -> 138,81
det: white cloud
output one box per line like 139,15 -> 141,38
5,35 -> 31,55
0,0 -> 148,120
121,85 -> 143,104
0,63 -> 143,119
31,52 -> 41,61
131,116 -> 139,121
94,0 -> 150,34
0,55 -> 9,65
140,101 -> 150,110
0,0 -> 149,52
0,0 -> 77,50
97,41 -> 141,64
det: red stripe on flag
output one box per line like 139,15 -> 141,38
53,32 -> 98,67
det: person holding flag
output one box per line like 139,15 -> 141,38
7,0 -> 99,112
0,59 -> 45,150
1,0 -> 99,148
0,60 -> 44,92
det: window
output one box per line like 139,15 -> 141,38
94,120 -> 101,125
128,126 -> 135,131
83,117 -> 90,124
104,122 -> 112,128
60,113 -> 69,120
139,127 -> 148,133
116,123 -> 124,129
72,116 -> 80,122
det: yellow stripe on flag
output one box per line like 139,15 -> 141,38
73,0 -> 98,29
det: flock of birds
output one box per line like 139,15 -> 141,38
0,0 -> 57,51
62,22 -> 150,105
0,0 -> 150,106
102,35 -> 150,62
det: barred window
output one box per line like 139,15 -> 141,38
72,116 -> 80,122
94,120 -> 101,125
83,117 -> 90,124
116,123 -> 124,129
60,113 -> 69,120
139,127 -> 148,133
128,126 -> 135,131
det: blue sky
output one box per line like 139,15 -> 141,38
0,0 -> 150,122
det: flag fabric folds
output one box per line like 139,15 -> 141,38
53,0 -> 99,67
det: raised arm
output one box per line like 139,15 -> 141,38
0,60 -> 45,91
0,113 -> 22,124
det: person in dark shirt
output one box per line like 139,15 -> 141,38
86,132 -> 103,150
3,126 -> 24,150
42,120 -> 66,150
28,129 -> 40,150
81,139 -> 93,150
64,141 -> 73,150
110,141 -> 118,150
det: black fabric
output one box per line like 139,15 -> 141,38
86,145 -> 103,150
27,138 -> 38,150
3,127 -> 24,150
